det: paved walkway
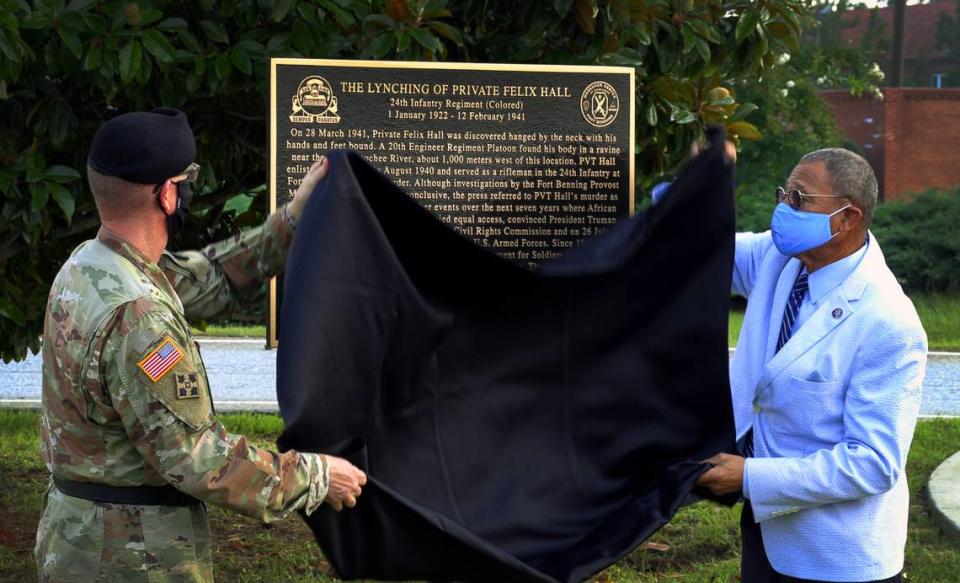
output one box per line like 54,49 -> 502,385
2,340 -> 960,416
929,451 -> 960,542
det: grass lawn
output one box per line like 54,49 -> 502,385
194,296 -> 960,352
729,293 -> 959,352
1,410 -> 958,581
190,324 -> 266,338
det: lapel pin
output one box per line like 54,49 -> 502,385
832,308 -> 843,319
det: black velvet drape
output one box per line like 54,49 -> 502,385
277,129 -> 737,582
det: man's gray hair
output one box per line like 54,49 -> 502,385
798,148 -> 878,227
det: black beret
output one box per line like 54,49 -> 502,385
88,107 -> 196,184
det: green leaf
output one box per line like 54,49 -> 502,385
686,18 -> 722,44
48,105 -> 70,147
49,183 -> 75,222
0,29 -> 18,61
671,108 -> 696,124
83,43 -> 102,70
365,14 -> 396,28
0,298 -> 26,327
199,20 -> 229,44
291,19 -> 312,54
20,14 -> 50,30
139,9 -> 163,26
735,9 -> 759,45
426,21 -> 463,46
142,29 -> 175,63
368,32 -> 394,58
271,0 -> 295,22
729,102 -> 758,123
319,1 -> 356,28
296,3 -> 318,26
645,101 -> 658,126
44,165 -> 81,183
230,48 -> 251,75
157,17 -> 188,30
694,37 -> 710,64
407,27 -> 442,53
137,44 -> 150,83
30,182 -> 48,211
235,40 -> 264,54
178,30 -> 201,53
223,193 -> 254,214
396,28 -> 412,52
118,41 -> 141,84
58,28 -> 82,58
727,120 -> 762,140
511,44 -> 541,61
214,52 -> 231,79
681,25 -> 695,54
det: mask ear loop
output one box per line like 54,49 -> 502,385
826,204 -> 854,240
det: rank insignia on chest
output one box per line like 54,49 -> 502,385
175,372 -> 201,399
137,337 -> 184,382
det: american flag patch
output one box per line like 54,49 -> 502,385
137,337 -> 184,382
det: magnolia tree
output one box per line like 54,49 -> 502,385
0,0 -> 809,361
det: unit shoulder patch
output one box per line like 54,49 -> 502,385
175,371 -> 201,399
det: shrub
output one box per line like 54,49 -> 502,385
872,188 -> 960,293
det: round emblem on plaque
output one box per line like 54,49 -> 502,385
290,75 -> 340,124
580,81 -> 620,128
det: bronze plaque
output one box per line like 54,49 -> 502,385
268,59 -> 635,346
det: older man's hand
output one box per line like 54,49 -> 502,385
287,156 -> 330,221
695,452 -> 744,496
323,454 -> 367,512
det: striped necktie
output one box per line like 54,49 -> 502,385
776,270 -> 809,353
743,270 -> 809,459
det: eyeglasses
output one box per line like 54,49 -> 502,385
775,187 -> 848,211
174,162 -> 200,183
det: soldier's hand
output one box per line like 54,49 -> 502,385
323,455 -> 367,512
690,139 -> 737,165
287,156 -> 330,220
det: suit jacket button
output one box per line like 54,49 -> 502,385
832,308 -> 843,319
753,403 -> 762,413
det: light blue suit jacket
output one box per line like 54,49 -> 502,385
731,231 -> 927,582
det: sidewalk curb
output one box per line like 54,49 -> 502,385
0,399 -> 280,412
928,450 -> 960,542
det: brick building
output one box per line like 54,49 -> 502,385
819,88 -> 960,201
837,2 -> 957,87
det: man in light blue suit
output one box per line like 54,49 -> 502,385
695,148 -> 927,583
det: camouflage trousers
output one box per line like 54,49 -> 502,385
35,481 -> 214,582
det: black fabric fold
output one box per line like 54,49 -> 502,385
277,128 -> 737,582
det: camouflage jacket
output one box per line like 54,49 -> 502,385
37,210 -> 328,581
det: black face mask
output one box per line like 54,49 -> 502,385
160,180 -> 193,240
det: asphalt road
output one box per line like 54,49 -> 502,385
2,339 -> 958,415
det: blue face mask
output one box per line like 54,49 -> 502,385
770,202 -> 851,256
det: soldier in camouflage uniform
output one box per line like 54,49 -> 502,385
35,108 -> 366,581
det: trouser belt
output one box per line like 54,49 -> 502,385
53,476 -> 200,507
